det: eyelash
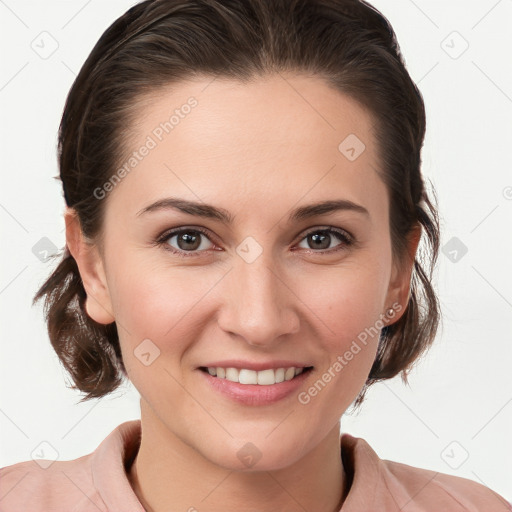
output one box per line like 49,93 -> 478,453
154,226 -> 354,258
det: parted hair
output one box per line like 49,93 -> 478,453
33,0 -> 441,407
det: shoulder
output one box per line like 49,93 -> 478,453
341,433 -> 512,511
382,457 -> 511,511
0,455 -> 106,512
0,420 -> 142,512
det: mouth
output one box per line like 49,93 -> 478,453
199,366 -> 314,385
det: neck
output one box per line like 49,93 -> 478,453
128,404 -> 347,512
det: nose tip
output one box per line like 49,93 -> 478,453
217,259 -> 300,347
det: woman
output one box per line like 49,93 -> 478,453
0,0 -> 509,510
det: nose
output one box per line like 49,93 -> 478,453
216,250 -> 300,347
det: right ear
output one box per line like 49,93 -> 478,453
64,207 -> 115,325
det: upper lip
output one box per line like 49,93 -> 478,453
198,360 -> 313,371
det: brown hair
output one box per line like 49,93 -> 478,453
33,0 -> 440,407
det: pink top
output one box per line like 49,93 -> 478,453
1,419 -> 510,511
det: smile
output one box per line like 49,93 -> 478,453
199,366 -> 313,385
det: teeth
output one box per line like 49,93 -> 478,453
206,366 -> 306,385
239,369 -> 258,385
257,369 -> 275,385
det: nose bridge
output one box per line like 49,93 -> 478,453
218,246 -> 299,345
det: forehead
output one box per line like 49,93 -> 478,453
106,73 -> 387,224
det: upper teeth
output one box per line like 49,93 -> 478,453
207,367 -> 305,385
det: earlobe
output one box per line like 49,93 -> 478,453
64,207 -> 115,325
385,223 -> 422,324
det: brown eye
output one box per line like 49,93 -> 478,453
157,227 -> 215,257
174,231 -> 203,251
297,228 -> 353,252
306,232 -> 331,250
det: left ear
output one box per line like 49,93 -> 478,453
384,223 -> 421,324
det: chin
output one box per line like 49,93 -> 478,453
199,434 -> 307,473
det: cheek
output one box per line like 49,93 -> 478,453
300,258 -> 389,342
108,264 -> 206,408
108,236 -> 390,400
109,254 -> 217,337
107,258 -> 226,384
293,259 -> 390,403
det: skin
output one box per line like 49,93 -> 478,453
65,73 -> 419,512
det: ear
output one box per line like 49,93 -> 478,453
64,207 -> 115,325
384,223 -> 421,325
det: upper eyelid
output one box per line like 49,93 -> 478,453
159,225 -> 353,250
300,225 -> 352,240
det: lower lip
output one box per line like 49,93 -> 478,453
198,368 -> 313,405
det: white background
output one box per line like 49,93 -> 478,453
1,0 -> 511,504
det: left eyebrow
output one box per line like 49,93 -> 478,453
288,199 -> 370,222
135,197 -> 370,224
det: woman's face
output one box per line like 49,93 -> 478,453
74,73 -> 414,470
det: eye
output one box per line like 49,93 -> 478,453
156,227 -> 216,257
155,225 -> 354,258
295,227 -> 353,253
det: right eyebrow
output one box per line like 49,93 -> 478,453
136,197 -> 234,223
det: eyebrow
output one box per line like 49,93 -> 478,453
136,197 -> 370,224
